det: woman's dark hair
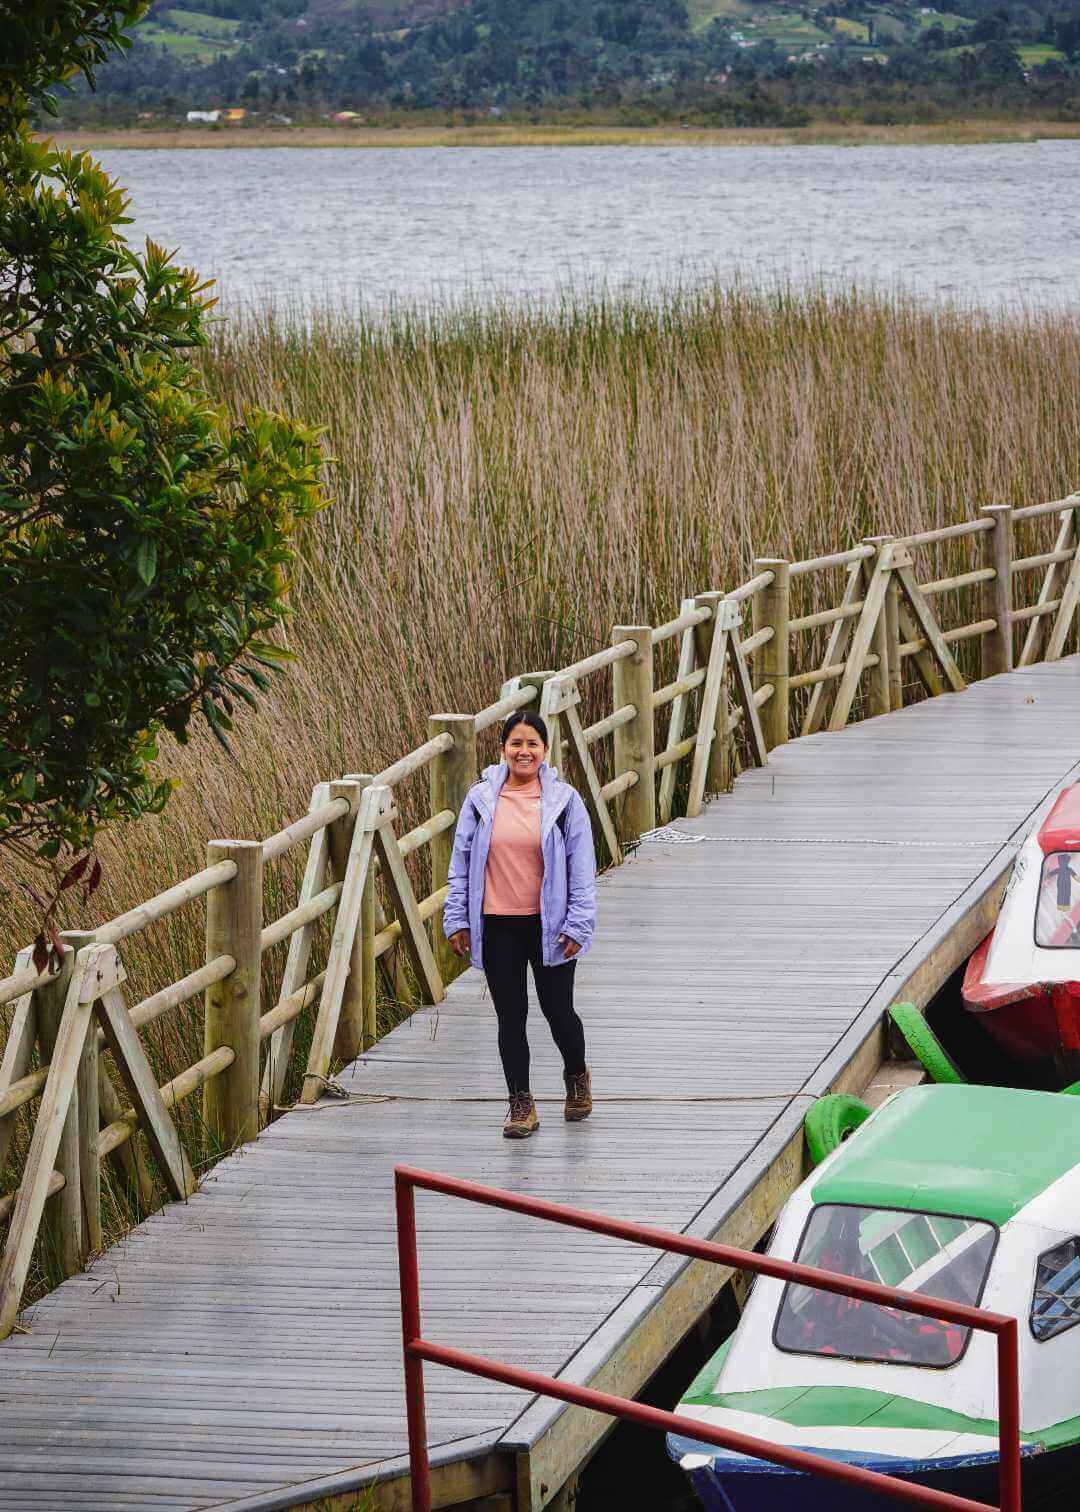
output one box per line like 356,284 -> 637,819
500,710 -> 549,747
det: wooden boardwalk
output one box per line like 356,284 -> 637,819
1,660 -> 1078,1512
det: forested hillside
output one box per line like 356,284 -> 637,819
54,0 -> 1080,125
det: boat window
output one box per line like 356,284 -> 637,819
1031,1238 -> 1080,1341
1035,852 -> 1080,948
774,1204 -> 996,1369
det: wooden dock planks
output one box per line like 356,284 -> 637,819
0,660 -> 1078,1510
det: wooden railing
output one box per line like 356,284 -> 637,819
1,490 -> 1078,1337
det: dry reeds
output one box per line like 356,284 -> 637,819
7,279 -> 1080,941
2,280 -> 1079,1251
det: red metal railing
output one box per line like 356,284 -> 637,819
395,1165 -> 1022,1512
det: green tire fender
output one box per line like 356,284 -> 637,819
1062,1081 -> 1080,1096
804,1094 -> 872,1166
888,1001 -> 966,1085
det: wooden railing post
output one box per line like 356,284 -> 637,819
33,946 -> 82,1279
344,774 -> 379,1052
62,931 -> 102,1257
693,592 -> 732,797
980,504 -> 1014,677
518,671 -> 561,770
752,559 -> 790,748
327,780 -> 367,1062
611,626 -> 656,841
864,537 -> 896,717
203,839 -> 263,1153
429,714 -> 477,985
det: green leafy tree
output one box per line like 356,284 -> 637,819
0,3 -> 329,960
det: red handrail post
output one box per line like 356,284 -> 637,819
396,1170 -> 432,1512
997,1318 -> 1022,1512
394,1166 -> 1026,1512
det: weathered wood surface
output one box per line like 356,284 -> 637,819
1,662 -> 1079,1510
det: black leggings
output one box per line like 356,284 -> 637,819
482,914 -> 586,1096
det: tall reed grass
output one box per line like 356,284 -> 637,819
2,281 -> 1079,1272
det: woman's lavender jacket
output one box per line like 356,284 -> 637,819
443,761 -> 597,971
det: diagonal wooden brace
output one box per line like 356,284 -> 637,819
557,682 -> 622,866
96,985 -> 196,1202
261,783 -> 334,1118
1046,541 -> 1080,662
374,796 -> 445,1010
301,784 -> 382,1103
827,555 -> 892,732
894,562 -> 965,693
0,947 -> 37,1173
0,944 -> 120,1339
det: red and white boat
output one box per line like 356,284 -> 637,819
963,783 -> 1080,1079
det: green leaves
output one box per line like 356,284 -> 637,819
0,12 -> 331,881
134,535 -> 157,586
0,3 -> 149,138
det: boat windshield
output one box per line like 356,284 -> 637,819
1036,852 -> 1080,948
775,1204 -> 996,1368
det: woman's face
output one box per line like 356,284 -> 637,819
502,722 -> 547,780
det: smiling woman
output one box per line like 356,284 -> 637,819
442,710 -> 597,1139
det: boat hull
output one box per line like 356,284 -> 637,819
962,931 -> 1080,1077
671,1439 -> 1076,1512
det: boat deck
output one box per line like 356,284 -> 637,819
1,661 -> 1079,1511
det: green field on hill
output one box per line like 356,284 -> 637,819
137,6 -> 242,60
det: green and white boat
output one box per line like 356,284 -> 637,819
668,1084 -> 1080,1511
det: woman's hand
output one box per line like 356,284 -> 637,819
558,933 -> 582,959
449,929 -> 471,959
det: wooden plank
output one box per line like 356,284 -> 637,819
301,786 -> 381,1104
261,784 -> 333,1119
95,986 -> 196,1202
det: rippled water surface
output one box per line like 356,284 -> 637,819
98,140 -> 1078,310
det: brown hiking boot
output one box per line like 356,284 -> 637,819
503,1092 -> 539,1139
564,1068 -> 593,1122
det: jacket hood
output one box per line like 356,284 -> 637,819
474,761 -> 574,823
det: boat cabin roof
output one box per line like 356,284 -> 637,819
1038,783 -> 1080,854
812,1085 -> 1080,1226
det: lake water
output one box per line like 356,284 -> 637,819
97,140 -> 1078,312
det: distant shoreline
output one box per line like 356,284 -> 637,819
47,120 -> 1080,152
